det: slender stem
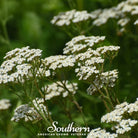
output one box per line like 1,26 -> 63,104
116,97 -> 120,104
91,82 -> 105,97
21,80 -> 52,127
60,81 -> 88,127
101,96 -> 111,112
22,87 -> 51,126
91,82 -> 112,111
43,97 -> 53,124
59,98 -> 73,121
62,27 -> 74,38
33,98 -> 60,138
33,77 -> 56,123
34,79 -> 44,98
81,25 -> 94,35
72,95 -> 88,127
104,87 -> 114,109
33,78 -> 54,124
29,98 -> 51,126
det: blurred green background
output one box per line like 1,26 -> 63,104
0,0 -> 137,137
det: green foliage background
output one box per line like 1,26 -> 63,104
0,0 -> 137,137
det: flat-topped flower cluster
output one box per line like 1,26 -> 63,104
91,0 -> 138,32
51,0 -> 138,33
11,98 -> 48,122
51,9 -> 93,26
0,46 -> 42,84
63,35 -> 119,95
42,80 -> 78,100
87,127 -> 118,138
101,99 -> 138,134
87,98 -> 138,138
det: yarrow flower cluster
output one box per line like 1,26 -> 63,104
91,8 -> 120,26
63,35 -> 120,95
52,0 -> 138,33
87,99 -> 138,137
87,127 -> 118,138
115,119 -> 138,134
42,81 -> 78,100
101,98 -> 138,135
4,46 -> 42,62
87,70 -> 118,95
63,35 -> 105,54
42,55 -> 75,71
75,66 -> 99,81
0,99 -> 11,110
11,104 -> 40,122
91,0 -> 138,32
101,70 -> 118,87
75,48 -> 100,62
0,46 -> 42,84
36,55 -> 76,78
96,46 -> 120,58
11,98 -> 48,122
101,102 -> 129,123
51,9 -> 93,26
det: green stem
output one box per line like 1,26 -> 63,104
34,79 -> 44,98
72,94 -> 88,127
30,99 -> 51,126
59,98 -> 73,121
81,25 -> 94,35
104,87 -> 114,109
92,82 -> 111,111
33,78 -> 54,124
21,81 -> 52,127
60,81 -> 88,127
62,27 -> 74,38
43,98 -> 53,124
